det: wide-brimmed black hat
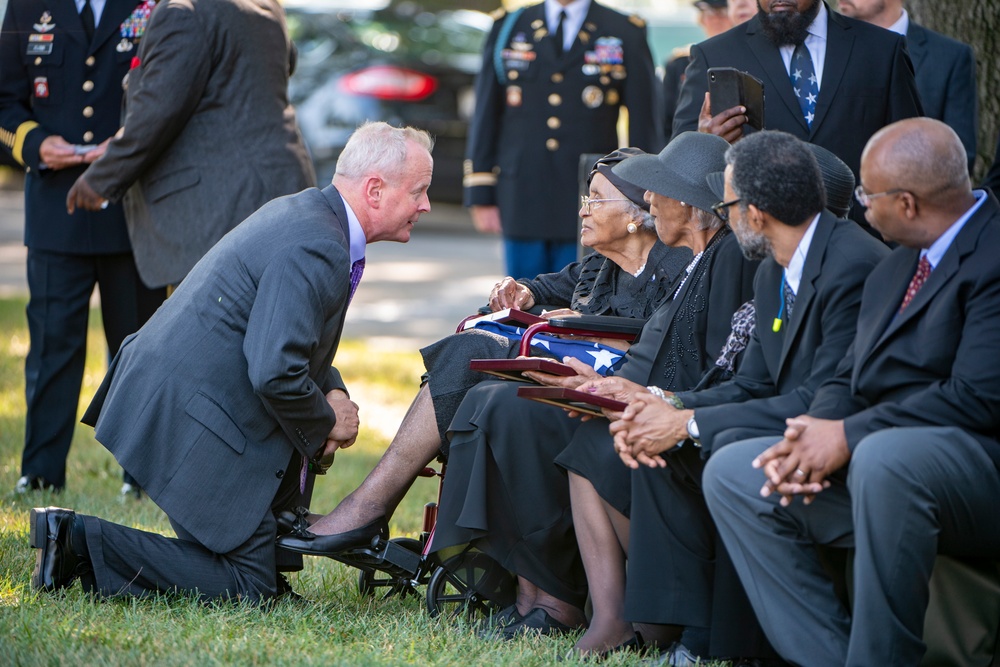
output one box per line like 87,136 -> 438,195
613,132 -> 730,213
694,0 -> 728,9
589,148 -> 650,211
706,171 -> 726,201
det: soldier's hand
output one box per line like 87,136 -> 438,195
39,135 -> 84,171
471,205 -> 502,234
66,176 -> 108,213
81,138 -> 111,163
698,93 -> 747,144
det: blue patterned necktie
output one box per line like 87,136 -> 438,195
784,277 -> 796,317
790,42 -> 819,127
348,257 -> 365,304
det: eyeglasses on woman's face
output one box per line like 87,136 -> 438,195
581,195 -> 629,215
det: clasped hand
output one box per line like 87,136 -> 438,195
753,415 -> 851,506
609,393 -> 691,469
316,389 -> 360,472
488,276 -> 535,311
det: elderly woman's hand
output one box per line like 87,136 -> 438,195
488,277 -> 535,311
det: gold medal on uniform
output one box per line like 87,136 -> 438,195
531,19 -> 543,29
582,85 -> 603,108
605,89 -> 620,105
506,86 -> 522,107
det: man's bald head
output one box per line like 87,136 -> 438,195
863,118 -> 970,205
860,118 -> 975,247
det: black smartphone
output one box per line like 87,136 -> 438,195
708,67 -> 765,131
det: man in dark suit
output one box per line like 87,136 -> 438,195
610,131 -> 887,663
66,0 -> 315,290
0,0 -> 166,494
838,0 -> 977,172
704,118 -> 1000,666
673,0 -> 922,232
464,0 -> 660,278
27,123 -> 433,602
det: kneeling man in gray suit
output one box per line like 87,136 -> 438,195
704,118 -> 1000,666
28,122 -> 434,602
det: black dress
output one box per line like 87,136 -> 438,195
419,241 -> 689,444
432,230 -> 757,606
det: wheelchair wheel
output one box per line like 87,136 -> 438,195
356,537 -> 424,599
425,551 -> 509,619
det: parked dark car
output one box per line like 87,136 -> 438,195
285,1 -> 490,203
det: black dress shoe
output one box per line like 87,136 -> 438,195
275,516 -> 389,556
475,604 -> 523,638
276,507 -> 312,536
29,507 -> 87,592
16,475 -> 59,494
499,607 -> 581,640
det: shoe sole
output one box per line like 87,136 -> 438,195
28,508 -> 49,591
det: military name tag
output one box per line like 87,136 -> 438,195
27,42 -> 53,55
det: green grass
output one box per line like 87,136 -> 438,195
0,297 -> 657,666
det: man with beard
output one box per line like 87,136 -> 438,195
672,0 -> 922,235
607,131 -> 887,664
838,0 -> 977,172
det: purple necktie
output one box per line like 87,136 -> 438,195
348,257 -> 366,304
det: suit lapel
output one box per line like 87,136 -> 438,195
810,10 -> 854,138
745,18 -> 808,132
778,214 -> 832,372
49,0 -> 87,47
92,0 -> 138,54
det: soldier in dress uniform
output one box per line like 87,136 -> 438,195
464,0 -> 661,279
0,0 -> 166,495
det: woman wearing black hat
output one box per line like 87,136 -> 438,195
277,150 -> 690,558
427,133 -> 758,647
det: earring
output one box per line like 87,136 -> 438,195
680,201 -> 687,207
627,222 -> 637,234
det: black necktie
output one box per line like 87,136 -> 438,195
81,0 -> 96,42
554,10 -> 566,57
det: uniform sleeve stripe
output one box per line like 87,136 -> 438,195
12,121 -> 40,166
463,173 -> 498,187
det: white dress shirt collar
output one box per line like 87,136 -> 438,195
778,1 -> 828,89
340,194 -> 367,265
545,0 -> 591,53
887,8 -> 909,36
784,212 -> 820,294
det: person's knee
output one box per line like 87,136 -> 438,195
848,430 -> 917,494
703,438 -> 772,510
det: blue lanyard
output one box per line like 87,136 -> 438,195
772,270 -> 788,333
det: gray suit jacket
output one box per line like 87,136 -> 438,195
676,211 -> 888,455
83,185 -> 351,553
83,0 -> 316,288
907,21 -> 977,171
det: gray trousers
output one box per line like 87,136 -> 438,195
703,427 -> 1000,667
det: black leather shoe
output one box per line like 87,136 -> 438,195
275,516 -> 389,556
29,507 -> 86,592
476,604 -> 523,638
16,475 -> 59,494
276,507 -> 312,537
499,607 -> 581,640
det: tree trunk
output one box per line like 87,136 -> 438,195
898,0 -> 999,182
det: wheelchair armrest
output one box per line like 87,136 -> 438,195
517,315 -> 646,357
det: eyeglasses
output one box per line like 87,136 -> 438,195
711,198 -> 741,223
581,195 -> 629,215
854,185 -> 906,208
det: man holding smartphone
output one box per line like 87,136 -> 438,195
0,0 -> 165,496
